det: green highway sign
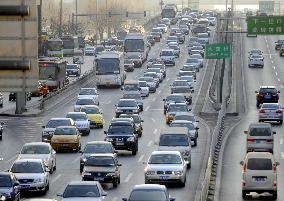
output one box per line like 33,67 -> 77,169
205,43 -> 231,59
259,1 -> 274,13
247,16 -> 284,35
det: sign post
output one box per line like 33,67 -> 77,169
247,16 -> 284,35
205,43 -> 232,59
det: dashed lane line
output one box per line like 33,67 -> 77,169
124,173 -> 133,183
138,154 -> 144,162
154,129 -> 158,135
147,141 -> 152,147
280,138 -> 283,145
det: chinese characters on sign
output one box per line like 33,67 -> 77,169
205,43 -> 231,59
247,16 -> 284,35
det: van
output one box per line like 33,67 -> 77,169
157,127 -> 191,168
122,80 -> 140,92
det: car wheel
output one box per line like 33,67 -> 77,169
113,178 -> 119,188
280,120 -> 283,124
272,192 -> 277,200
180,176 -> 186,187
194,139 -> 197,147
80,165 -> 83,173
0,103 -> 3,107
256,102 -> 260,108
118,176 -> 121,184
187,162 -> 191,169
0,135 -> 2,141
132,148 -> 137,155
242,190 -> 247,199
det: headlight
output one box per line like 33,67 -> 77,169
133,109 -> 139,113
116,109 -> 123,113
105,138 -> 113,142
106,172 -> 116,177
34,178 -> 43,183
183,150 -> 190,156
127,137 -> 135,141
174,171 -> 183,175
145,171 -> 155,175
82,172 -> 92,176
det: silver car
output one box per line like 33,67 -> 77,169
185,58 -> 201,72
190,54 -> 204,67
138,81 -> 149,97
248,54 -> 264,68
66,112 -> 90,135
258,103 -> 283,124
171,80 -> 193,94
240,152 -> 279,199
146,68 -> 164,82
144,151 -> 187,187
245,123 -> 275,153
18,142 -> 56,174
122,92 -> 144,112
10,159 -> 50,194
74,97 -> 97,112
78,88 -> 99,105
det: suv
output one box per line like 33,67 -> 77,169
255,86 -> 280,107
0,172 -> 20,201
81,153 -> 121,187
104,119 -> 138,155
244,123 -> 275,153
279,45 -> 284,56
115,99 -> 140,118
66,64 -> 81,77
160,49 -> 176,66
240,152 -> 279,199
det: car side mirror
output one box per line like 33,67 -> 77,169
276,162 -> 280,166
162,99 -> 165,101
79,150 -> 83,153
42,125 -> 45,128
273,131 -> 276,134
240,161 -> 244,166
0,122 -> 4,126
118,163 -> 122,166
57,193 -> 63,197
196,127 -> 199,130
114,150 -> 118,153
141,120 -> 144,122
13,181 -> 20,186
45,167 -> 50,173
278,91 -> 280,93
244,131 -> 248,134
254,91 -> 258,93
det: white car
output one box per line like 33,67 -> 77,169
74,97 -> 97,112
248,54 -> 264,68
157,24 -> 168,33
66,112 -> 90,135
138,81 -> 149,97
10,159 -> 50,194
146,68 -> 164,82
78,88 -> 99,105
144,151 -> 187,186
18,142 -> 56,174
84,46 -> 96,56
160,49 -> 175,66
190,54 -> 204,67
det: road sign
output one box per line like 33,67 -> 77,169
205,43 -> 231,59
259,1 -> 274,13
247,16 -> 284,35
0,0 -> 38,92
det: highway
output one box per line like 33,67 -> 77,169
219,19 -> 284,200
0,28 -> 212,200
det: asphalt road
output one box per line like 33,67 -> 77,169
219,19 -> 284,201
0,28 -> 212,201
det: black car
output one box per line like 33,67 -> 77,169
81,153 -> 121,187
9,92 -> 31,102
274,40 -> 284,50
104,120 -> 138,155
66,64 -> 81,77
255,86 -> 280,107
0,172 -> 20,201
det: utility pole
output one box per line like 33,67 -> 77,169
59,0 -> 63,37
75,0 -> 78,35
38,0 -> 42,56
96,0 -> 98,42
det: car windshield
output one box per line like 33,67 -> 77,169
171,122 -> 195,130
175,115 -> 195,122
251,55 -> 262,59
95,46 -> 104,53
21,145 -> 50,154
161,51 -> 174,56
247,158 -> 272,170
250,50 -> 261,54
123,94 -> 141,100
168,105 -> 188,112
118,100 -> 137,107
169,45 -> 178,50
139,77 -> 154,82
191,54 -> 202,59
67,64 -> 78,69
124,84 -> 139,91
129,189 -> 167,201
0,175 -> 12,187
166,95 -> 185,102
84,144 -> 113,153
85,156 -> 115,166
46,119 -> 70,128
54,127 -> 77,135
259,88 -> 277,94
179,76 -> 193,82
262,104 -> 279,109
139,82 -> 147,87
144,73 -> 157,78
11,162 -> 43,173
149,154 -> 182,164
159,134 -> 189,146
167,37 -> 177,41
186,58 -> 199,63
81,107 -> 100,114
173,81 -> 188,86
124,59 -> 133,64
63,184 -> 100,198
148,69 -> 160,73
249,127 -> 271,136
79,88 -> 97,95
76,99 -> 94,105
67,113 -> 87,121
108,125 -> 133,135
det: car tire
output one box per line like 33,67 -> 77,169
279,120 -> 283,124
0,134 -> 2,141
180,176 -> 186,187
256,102 -> 260,108
272,192 -> 277,200
0,103 -> 3,107
113,178 -> 119,188
194,139 -> 197,147
80,166 -> 83,173
132,148 -> 137,155
242,190 -> 247,199
187,162 -> 191,169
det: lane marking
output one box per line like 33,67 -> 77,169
147,141 -> 152,147
280,85 -> 283,89
271,60 -> 274,64
138,154 -> 144,162
151,118 -> 156,123
166,78 -> 170,82
152,97 -> 157,102
281,152 -> 284,160
280,138 -> 283,145
270,54 -> 272,59
278,78 -> 281,82
111,198 -> 118,201
51,174 -> 62,183
72,156 -> 80,164
275,71 -> 278,76
154,128 -> 158,135
158,90 -> 161,94
145,106 -> 150,111
273,66 -> 276,70
124,173 -> 133,183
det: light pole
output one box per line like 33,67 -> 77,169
59,0 -> 63,37
75,0 -> 78,35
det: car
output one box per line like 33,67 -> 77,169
255,86 -> 280,107
146,68 -> 164,82
79,141 -> 116,173
259,103 -> 283,124
151,27 -> 163,38
240,152 -> 279,199
123,80 -> 141,93
160,49 -> 175,66
188,46 -> 204,57
126,54 -> 143,68
0,93 -> 3,107
248,54 -> 264,68
167,43 -> 180,58
150,32 -> 161,42
115,99 -> 140,118
163,94 -> 188,114
66,112 -> 90,135
0,172 -> 20,201
182,64 -> 197,72
244,123 -> 275,153
80,105 -> 104,128
152,63 -> 166,78
18,142 -> 56,174
147,35 -> 155,46
122,184 -> 175,201
169,28 -> 179,36
274,39 -> 284,50
279,45 -> 284,56
158,127 -> 192,167
190,54 -> 204,67
143,72 -> 160,86
9,92 -> 31,102
51,126 -> 81,152
161,18 -> 171,26
171,80 -> 193,94
175,32 -> 185,44
165,103 -> 190,124
147,58 -> 164,68
248,49 -> 263,56
57,181 -> 107,201
197,33 -> 209,46
157,24 -> 168,33
104,119 -> 138,155
119,114 -> 144,137
185,58 -> 201,72
177,76 -> 195,90
9,159 -> 50,194
166,36 -> 178,44
81,153 -> 121,187
74,97 -> 97,112
139,77 -> 157,93
0,122 -> 3,140
178,70 -> 197,80
66,64 -> 81,77
42,118 -> 76,143
174,112 -> 199,128
138,81 -> 149,97
84,46 -> 96,56
144,151 -> 187,186
207,17 -> 216,26
122,93 -> 143,112
170,120 -> 199,146
124,59 -> 135,72
179,24 -> 189,35
78,88 -> 99,105
94,45 -> 105,57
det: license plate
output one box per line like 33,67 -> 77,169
253,177 -> 266,182
256,140 -> 264,143
160,176 -> 169,180
95,177 -> 104,181
20,184 -> 30,189
116,142 -> 124,146
264,95 -> 271,99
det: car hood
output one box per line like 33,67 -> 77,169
87,114 -> 103,121
116,106 -> 137,110
75,120 -> 89,127
51,135 -> 78,143
0,188 -> 13,195
43,128 -> 56,132
158,146 -> 189,152
146,164 -> 183,171
84,166 -> 116,173
61,198 -> 103,201
14,173 -> 45,180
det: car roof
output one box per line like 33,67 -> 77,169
168,102 -> 187,106
80,105 -> 100,109
14,159 -> 43,163
67,181 -> 100,186
67,112 -> 86,115
151,150 -> 181,155
260,86 -> 276,89
133,184 -> 166,190
245,152 -> 273,159
171,120 -> 194,124
23,142 -> 50,146
175,112 -> 194,116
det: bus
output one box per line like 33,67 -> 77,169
47,38 -> 63,58
161,5 -> 177,24
124,33 -> 150,62
94,51 -> 126,88
61,36 -> 81,57
38,57 -> 68,91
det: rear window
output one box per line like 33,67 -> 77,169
259,88 -> 277,94
249,127 -> 271,136
159,134 -> 189,146
247,158 -> 272,170
262,104 -> 280,109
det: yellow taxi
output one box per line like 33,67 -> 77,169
80,105 -> 104,128
50,126 -> 81,152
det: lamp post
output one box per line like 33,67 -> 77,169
59,0 -> 63,37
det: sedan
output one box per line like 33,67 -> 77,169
0,172 -> 20,201
124,59 -> 135,72
259,103 -> 283,124
74,97 -> 97,112
190,54 -> 204,68
248,54 -> 264,68
171,80 -> 193,94
115,99 -> 140,117
185,58 -> 201,72
78,88 -> 99,105
139,77 -> 157,93
84,46 -> 96,56
66,112 -> 90,135
144,151 -> 187,187
138,81 -> 150,97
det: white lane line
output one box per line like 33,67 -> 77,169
280,138 -> 283,145
154,128 -> 158,135
271,60 -> 274,64
281,85 -> 283,89
273,66 -> 276,70
158,90 -> 161,94
281,152 -> 284,160
151,118 -> 156,123
111,198 -> 118,201
152,97 -> 157,102
166,78 -> 170,82
138,154 -> 144,162
51,174 -> 62,183
275,71 -> 278,76
147,141 -> 152,147
145,106 -> 150,111
278,78 -> 281,82
124,173 -> 133,183
72,155 -> 80,164
270,54 -> 272,59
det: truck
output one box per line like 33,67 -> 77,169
161,4 -> 178,24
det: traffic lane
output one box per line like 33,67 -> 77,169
219,22 -> 284,201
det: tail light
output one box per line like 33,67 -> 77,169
266,139 -> 273,144
273,164 -> 277,173
259,109 -> 265,113
247,138 -> 255,143
276,110 -> 282,113
273,180 -> 277,187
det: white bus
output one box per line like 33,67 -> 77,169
47,38 -> 63,58
61,36 -> 81,57
94,51 -> 126,88
124,33 -> 150,62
